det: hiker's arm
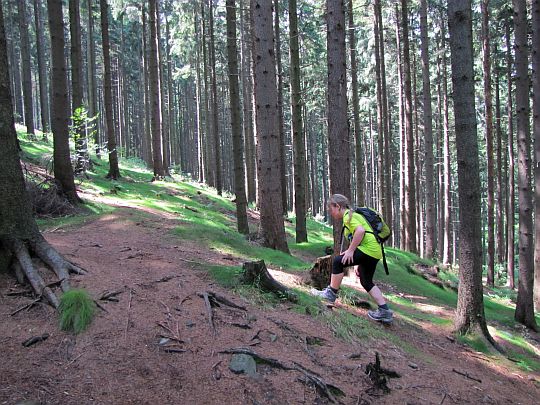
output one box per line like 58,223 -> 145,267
341,225 -> 365,264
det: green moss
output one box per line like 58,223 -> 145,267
59,289 -> 96,334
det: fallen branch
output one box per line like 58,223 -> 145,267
10,297 -> 42,316
451,368 -> 481,383
124,289 -> 134,340
219,347 -> 343,403
22,333 -> 50,347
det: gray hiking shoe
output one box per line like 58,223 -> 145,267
368,307 -> 393,323
310,286 -> 337,303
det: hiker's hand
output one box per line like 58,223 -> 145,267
341,250 -> 354,265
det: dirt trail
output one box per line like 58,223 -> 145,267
1,207 -> 538,404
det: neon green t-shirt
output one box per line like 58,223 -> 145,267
343,209 -> 382,260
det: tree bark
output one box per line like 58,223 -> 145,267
513,0 -> 536,329
373,1 -> 384,215
327,0 -> 350,250
448,0 -> 494,343
375,0 -> 391,230
240,0 -> 256,203
47,0 -> 79,203
17,0 -> 35,137
289,0 -> 307,243
208,0 -> 221,194
532,0 -> 540,311
441,19 -> 452,266
274,0 -> 288,214
87,0 -> 100,158
505,22 -> 516,289
226,0 -> 249,235
251,0 -> 289,253
420,0 -> 435,259
70,0 -> 88,175
99,0 -> 120,179
157,2 -> 170,176
400,0 -> 416,253
32,0 -> 49,136
148,0 -> 164,179
481,0 -> 495,286
348,0 -> 363,206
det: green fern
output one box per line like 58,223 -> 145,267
59,289 -> 96,334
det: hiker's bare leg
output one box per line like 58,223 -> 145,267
368,286 -> 386,306
330,273 -> 345,290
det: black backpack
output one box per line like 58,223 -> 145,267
341,207 -> 392,275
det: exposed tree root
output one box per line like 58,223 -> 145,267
220,347 -> 344,403
241,260 -> 298,302
2,236 -> 87,309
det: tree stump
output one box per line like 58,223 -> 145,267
309,255 -> 333,289
241,260 -> 297,302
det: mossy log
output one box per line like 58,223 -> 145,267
241,260 -> 297,302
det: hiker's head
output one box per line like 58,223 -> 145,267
328,194 -> 350,219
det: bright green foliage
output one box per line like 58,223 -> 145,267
59,289 -> 96,334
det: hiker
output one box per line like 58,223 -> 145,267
311,194 -> 393,323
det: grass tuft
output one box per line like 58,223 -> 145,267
59,289 -> 96,334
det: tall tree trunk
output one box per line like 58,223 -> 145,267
441,17 -> 452,265
33,0 -> 50,136
100,0 -> 120,179
251,0 -> 289,253
448,0 -> 495,343
87,0 -> 100,158
148,0 -> 164,179
17,0 -> 35,137
289,0 -> 307,242
141,4 -> 152,167
70,0 -> 87,175
201,0 -> 212,186
505,21 -> 516,290
226,0 -> 249,234
532,0 -> 540,310
241,0 -> 256,203
375,0 -> 391,229
156,3 -> 170,176
47,0 -> 79,203
495,45 -> 506,268
274,0 -> 288,214
420,0 -> 435,259
401,0 -> 417,253
348,0 -> 364,206
481,0 -> 495,286
373,1 -> 385,215
194,7 -> 204,182
513,0 -> 536,329
327,0 -> 350,250
395,5 -> 405,249
208,0 -> 221,194
165,15 -> 176,170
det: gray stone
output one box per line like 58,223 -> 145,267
229,354 -> 258,378
408,362 -> 418,369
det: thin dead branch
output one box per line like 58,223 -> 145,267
202,292 -> 217,336
451,368 -> 482,383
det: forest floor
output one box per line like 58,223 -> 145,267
1,194 -> 540,404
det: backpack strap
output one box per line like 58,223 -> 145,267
381,244 -> 389,275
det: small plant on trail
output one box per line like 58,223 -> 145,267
59,289 -> 96,334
